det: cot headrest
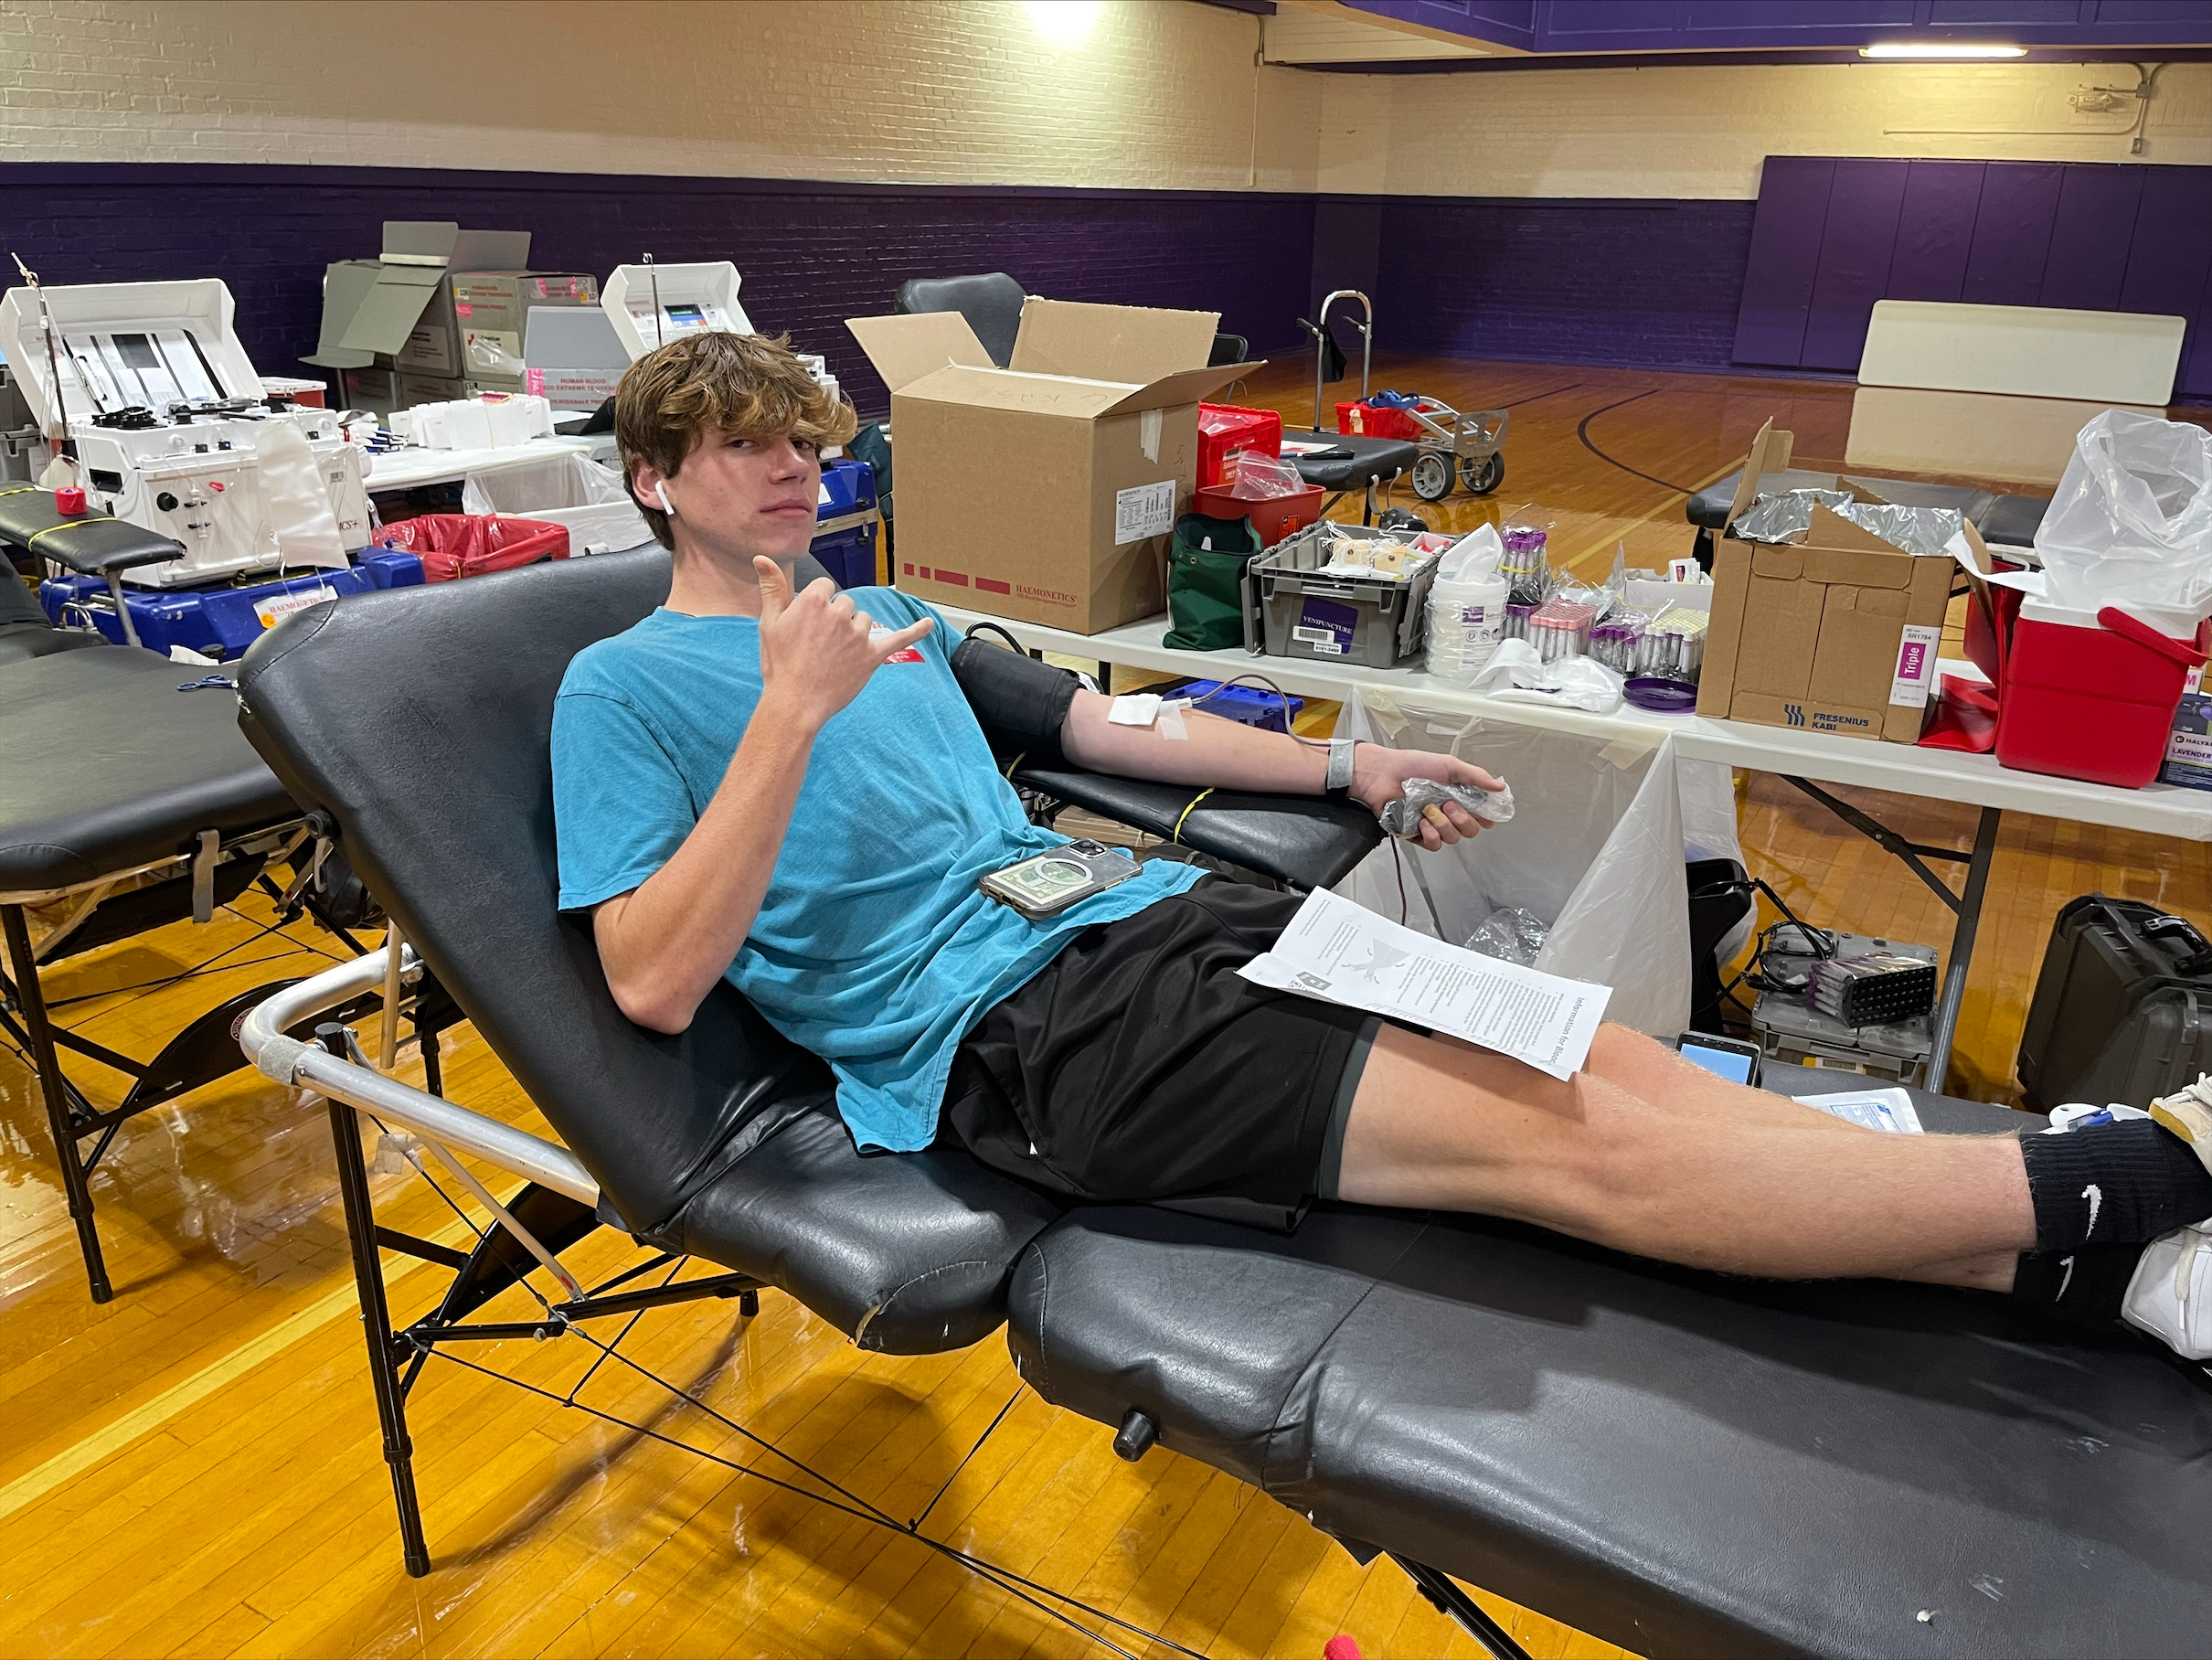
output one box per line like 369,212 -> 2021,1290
236,552 -> 836,1233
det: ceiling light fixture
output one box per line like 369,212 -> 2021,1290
1860,41 -> 2027,59
1025,0 -> 1102,49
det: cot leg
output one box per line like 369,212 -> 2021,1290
1391,1555 -> 1533,1660
322,1028 -> 432,1577
3,903 -> 111,1303
1925,806 -> 2001,1093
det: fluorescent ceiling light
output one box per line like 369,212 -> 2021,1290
1860,41 -> 2026,59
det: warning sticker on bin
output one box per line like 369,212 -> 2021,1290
1889,623 -> 1942,708
1114,480 -> 1176,546
1292,597 -> 1359,656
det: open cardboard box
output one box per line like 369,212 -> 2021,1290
845,299 -> 1251,633
1698,420 -> 1964,743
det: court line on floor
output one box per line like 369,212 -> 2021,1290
0,1209 -> 479,1527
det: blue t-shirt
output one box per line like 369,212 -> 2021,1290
551,589 -> 1205,1152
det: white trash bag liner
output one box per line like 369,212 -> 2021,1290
463,452 -> 651,557
2036,410 -> 2212,615
1334,687 -> 1740,1036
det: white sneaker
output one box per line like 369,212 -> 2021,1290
2123,1221 -> 2212,1358
2150,1075 -> 2212,1167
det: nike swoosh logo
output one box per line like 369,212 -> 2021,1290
2084,1183 -> 2103,1239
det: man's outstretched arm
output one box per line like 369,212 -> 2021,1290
1058,688 -> 1502,850
591,560 -> 931,1033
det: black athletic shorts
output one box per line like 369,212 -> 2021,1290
938,876 -> 1383,1210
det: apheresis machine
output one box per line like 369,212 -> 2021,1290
0,278 -> 369,586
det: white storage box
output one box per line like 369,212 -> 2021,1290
461,452 -> 649,556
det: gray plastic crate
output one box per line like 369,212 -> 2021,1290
1242,522 -> 1437,668
1752,932 -> 1937,1089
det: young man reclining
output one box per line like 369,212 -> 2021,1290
553,331 -> 2212,1361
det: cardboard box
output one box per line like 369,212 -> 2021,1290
844,299 -> 1248,633
1696,420 -> 1956,743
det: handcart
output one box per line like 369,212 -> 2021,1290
1386,395 -> 1509,502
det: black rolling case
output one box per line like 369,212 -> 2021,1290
2017,893 -> 2212,1111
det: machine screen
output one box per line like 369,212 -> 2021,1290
664,303 -> 708,331
1679,1041 -> 1757,1085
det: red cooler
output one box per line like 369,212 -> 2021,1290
1994,601 -> 2210,788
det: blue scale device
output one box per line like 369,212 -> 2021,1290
810,456 -> 880,591
41,549 -> 423,660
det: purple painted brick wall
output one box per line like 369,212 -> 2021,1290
0,164 -> 1318,420
3,163 -> 1771,411
1367,197 -> 1760,372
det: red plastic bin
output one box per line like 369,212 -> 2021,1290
1994,603 -> 2209,789
1196,403 -> 1283,491
1193,480 -> 1324,547
1335,399 -> 1423,442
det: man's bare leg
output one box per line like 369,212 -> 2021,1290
1337,1022 -> 2033,1288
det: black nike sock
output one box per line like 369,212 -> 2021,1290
2018,1119 -> 2212,1252
2011,1243 -> 2144,1332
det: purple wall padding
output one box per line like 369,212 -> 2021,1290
1732,157 -> 2212,399
0,164 -> 1318,420
1346,0 -> 2212,51
1369,197 -> 1760,373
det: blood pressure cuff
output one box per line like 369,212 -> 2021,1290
951,633 -> 1081,771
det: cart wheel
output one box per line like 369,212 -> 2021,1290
1462,452 -> 1505,496
1411,452 -> 1454,502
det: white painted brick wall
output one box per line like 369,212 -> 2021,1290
5,1 -> 2206,204
1321,60 -> 2212,199
0,0 -> 1324,191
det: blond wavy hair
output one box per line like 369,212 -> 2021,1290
614,331 -> 859,550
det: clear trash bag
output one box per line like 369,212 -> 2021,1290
2036,410 -> 2212,615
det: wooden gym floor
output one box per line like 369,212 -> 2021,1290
4,356 -> 2209,1660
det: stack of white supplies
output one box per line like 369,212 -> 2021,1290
1425,525 -> 1511,683
388,391 -> 556,452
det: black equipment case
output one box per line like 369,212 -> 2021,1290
2018,893 -> 2212,1111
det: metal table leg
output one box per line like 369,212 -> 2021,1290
1925,806 -> 2002,1092
1779,782 -> 2003,1095
3,903 -> 111,1302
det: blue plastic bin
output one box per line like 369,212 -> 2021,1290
811,456 -> 880,589
1175,677 -> 1305,734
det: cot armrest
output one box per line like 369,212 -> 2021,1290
1013,764 -> 1382,892
0,488 -> 186,574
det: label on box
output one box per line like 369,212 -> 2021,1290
255,587 -> 335,629
1113,480 -> 1176,546
1292,597 -> 1358,656
2164,692 -> 2212,789
1888,624 -> 1941,708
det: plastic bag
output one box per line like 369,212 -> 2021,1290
259,418 -> 348,569
372,513 -> 569,581
1229,450 -> 1309,501
1465,906 -> 1548,967
461,452 -> 629,515
1334,687 -> 1742,1035
2036,410 -> 2212,614
1465,639 -> 1624,713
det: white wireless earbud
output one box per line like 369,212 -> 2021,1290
654,482 -> 676,516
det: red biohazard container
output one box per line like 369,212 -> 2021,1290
1194,480 -> 1324,546
1196,403 -> 1283,491
1994,601 -> 2210,789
